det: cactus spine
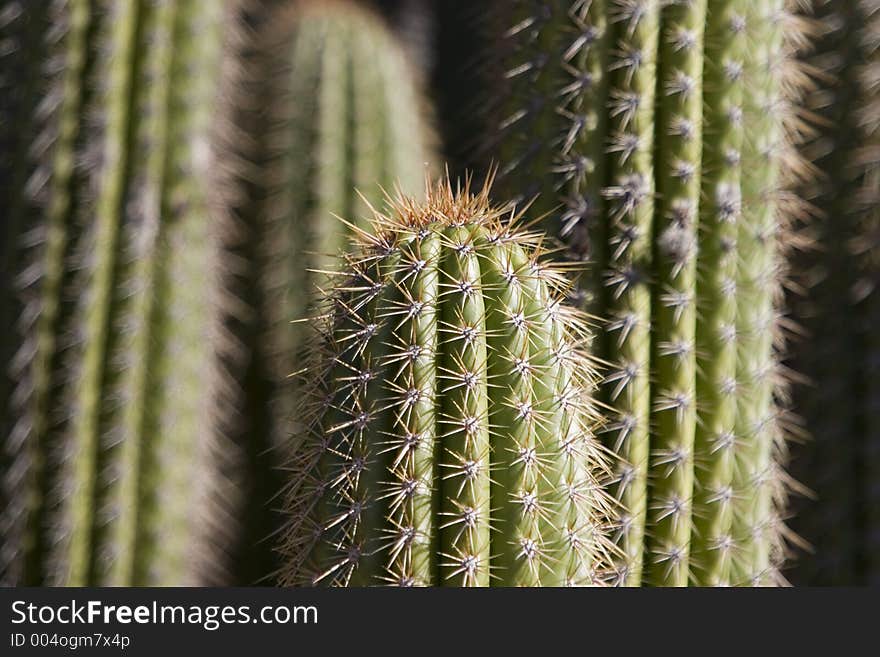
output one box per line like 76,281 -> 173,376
690,0 -> 744,586
481,0 -> 804,585
258,0 -> 434,442
0,0 -> 239,586
279,180 -> 612,586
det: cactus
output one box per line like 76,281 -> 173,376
789,0 -> 880,586
0,2 -> 53,578
479,0 -> 808,585
257,0 -> 435,444
278,178 -> 613,586
0,0 -> 243,585
374,0 -> 436,75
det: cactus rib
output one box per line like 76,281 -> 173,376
689,0 -> 746,587
644,0 -> 706,587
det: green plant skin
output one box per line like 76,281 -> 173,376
1,0 -> 237,586
259,0 -> 434,445
278,181 -> 611,587
731,0 -> 788,587
596,0 -> 660,588
480,0 -> 800,586
863,5 -> 880,580
644,0 -> 706,587
689,0 -> 745,587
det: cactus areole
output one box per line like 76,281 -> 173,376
279,179 -> 613,586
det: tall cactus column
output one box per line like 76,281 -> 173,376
257,0 -> 435,444
278,180 -> 613,586
690,0 -> 745,586
480,0 -> 801,585
0,0 -> 239,586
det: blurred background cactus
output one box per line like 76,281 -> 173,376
0,0 -> 243,585
253,0 -> 435,447
0,0 -> 878,587
788,0 -> 880,586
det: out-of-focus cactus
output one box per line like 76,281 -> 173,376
479,0 -> 809,586
278,179 -> 613,586
374,0 -> 435,75
0,0 -> 243,586
789,0 -> 880,586
256,0 -> 435,443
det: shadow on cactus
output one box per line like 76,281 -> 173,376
278,178 -> 616,586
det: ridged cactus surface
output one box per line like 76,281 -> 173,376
0,0 -> 239,586
481,0 -> 806,585
790,0 -> 880,586
279,180 -> 613,586
258,0 -> 434,442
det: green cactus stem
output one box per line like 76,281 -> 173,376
689,0 -> 745,587
1,0 -> 241,586
729,0 -> 798,587
479,0 -> 806,585
278,179 -> 613,586
643,0 -> 705,587
257,0 -> 435,444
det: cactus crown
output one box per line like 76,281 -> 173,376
279,178 -> 614,586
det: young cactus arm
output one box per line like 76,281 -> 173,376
689,0 -> 746,587
278,179 -> 613,586
601,0 -> 661,588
